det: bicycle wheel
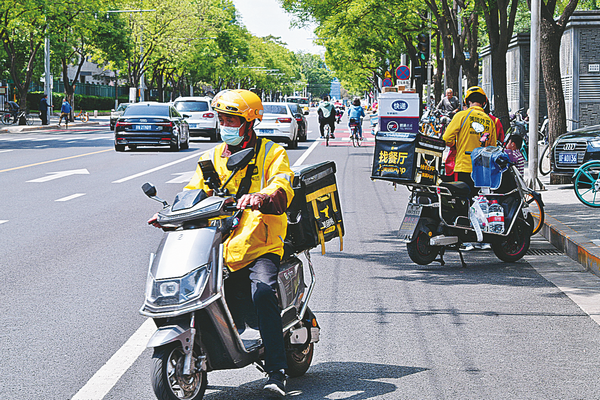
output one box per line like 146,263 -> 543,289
324,124 -> 330,146
26,113 -> 34,125
82,112 -> 89,122
350,126 -> 357,147
574,162 -> 600,207
539,144 -> 551,176
1,112 -> 12,125
524,193 -> 544,235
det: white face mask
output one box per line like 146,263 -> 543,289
220,125 -> 244,146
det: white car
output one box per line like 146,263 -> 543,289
173,96 -> 220,141
255,102 -> 299,148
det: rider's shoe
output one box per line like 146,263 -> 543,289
264,370 -> 286,398
330,134 -> 335,139
460,243 -> 475,251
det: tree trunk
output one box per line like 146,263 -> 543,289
490,48 -> 511,129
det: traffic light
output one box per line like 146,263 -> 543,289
417,33 -> 429,67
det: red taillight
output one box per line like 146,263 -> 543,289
157,121 -> 174,127
116,121 -> 132,128
277,118 -> 292,123
203,113 -> 214,118
295,117 -> 302,121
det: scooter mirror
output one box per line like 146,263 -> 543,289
226,147 -> 255,171
142,182 -> 157,198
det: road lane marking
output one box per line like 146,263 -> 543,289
55,193 -> 86,202
0,150 -> 13,153
293,140 -> 320,166
113,151 -> 202,183
27,169 -> 90,183
167,171 -> 195,184
0,149 -> 111,173
0,220 -> 7,224
71,319 -> 155,400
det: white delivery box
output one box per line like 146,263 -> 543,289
377,92 -> 420,134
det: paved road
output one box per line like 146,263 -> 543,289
3,114 -> 600,399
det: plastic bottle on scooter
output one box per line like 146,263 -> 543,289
488,200 -> 504,234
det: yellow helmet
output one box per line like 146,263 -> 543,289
211,89 -> 264,122
464,86 -> 488,106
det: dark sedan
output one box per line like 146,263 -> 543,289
551,125 -> 600,176
114,103 -> 190,152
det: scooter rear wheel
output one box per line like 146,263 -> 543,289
407,230 -> 440,265
152,343 -> 207,400
491,217 -> 531,262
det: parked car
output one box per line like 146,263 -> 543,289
288,103 -> 308,142
110,103 -> 130,130
551,124 -> 600,176
173,96 -> 219,141
114,103 -> 190,152
254,102 -> 299,148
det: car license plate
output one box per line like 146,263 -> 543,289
398,203 -> 422,241
259,129 -> 274,134
558,152 -> 578,164
135,124 -> 152,131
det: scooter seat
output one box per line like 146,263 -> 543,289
440,181 -> 471,197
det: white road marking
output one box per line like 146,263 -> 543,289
293,140 -> 320,167
0,149 -> 13,153
113,151 -> 202,183
27,168 -> 90,183
0,220 -> 7,224
71,319 -> 155,400
167,171 -> 195,184
35,145 -> 49,148
55,193 -> 86,202
85,136 -> 111,141
326,391 -> 365,399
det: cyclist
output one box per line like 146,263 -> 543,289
436,88 -> 461,119
151,89 -> 294,398
58,98 -> 71,128
347,97 -> 365,140
317,96 -> 336,139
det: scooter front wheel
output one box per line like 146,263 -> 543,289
286,342 -> 314,377
152,343 -> 207,400
406,230 -> 440,265
491,217 -> 531,262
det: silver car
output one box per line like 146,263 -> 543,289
110,103 -> 130,130
173,96 -> 220,141
255,102 -> 299,148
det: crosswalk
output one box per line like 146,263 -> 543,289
1,135 -> 113,142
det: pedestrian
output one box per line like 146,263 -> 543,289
436,88 -> 461,118
39,94 -> 49,125
317,96 -> 336,138
149,89 -> 294,398
505,135 -> 525,175
58,98 -> 71,128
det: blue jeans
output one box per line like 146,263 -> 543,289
226,253 -> 287,373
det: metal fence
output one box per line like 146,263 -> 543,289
29,81 -> 129,98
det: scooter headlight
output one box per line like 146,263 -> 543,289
147,263 -> 211,307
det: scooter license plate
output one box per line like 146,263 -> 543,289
398,203 -> 422,241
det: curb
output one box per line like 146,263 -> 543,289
538,212 -> 600,277
0,121 -> 101,134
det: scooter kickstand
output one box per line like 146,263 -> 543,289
435,248 -> 446,266
457,248 -> 467,268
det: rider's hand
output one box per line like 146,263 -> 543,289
237,193 -> 268,211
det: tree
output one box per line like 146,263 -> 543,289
477,0 -> 520,128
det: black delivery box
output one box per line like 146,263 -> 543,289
285,161 -> 344,255
371,132 -> 445,185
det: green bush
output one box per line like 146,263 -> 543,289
28,91 -> 128,111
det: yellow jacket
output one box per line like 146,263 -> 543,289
185,139 -> 294,271
442,106 -> 497,173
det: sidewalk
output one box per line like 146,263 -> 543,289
0,115 -> 107,134
534,172 -> 600,278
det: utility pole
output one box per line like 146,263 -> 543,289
528,0 -> 544,190
44,36 -> 52,117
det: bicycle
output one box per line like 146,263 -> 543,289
1,109 -> 34,125
538,116 -> 551,176
349,118 -> 361,147
572,160 -> 600,207
74,109 -> 89,122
